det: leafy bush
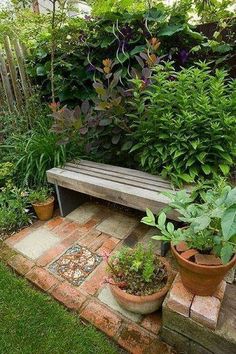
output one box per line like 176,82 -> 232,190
0,162 -> 14,187
0,185 -> 32,237
10,125 -> 67,187
129,62 -> 236,186
142,184 -> 236,264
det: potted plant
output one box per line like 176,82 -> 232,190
142,184 -> 236,296
104,243 -> 173,314
29,187 -> 54,221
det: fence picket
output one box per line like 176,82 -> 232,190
0,50 -> 15,112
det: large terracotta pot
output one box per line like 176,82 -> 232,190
32,196 -> 55,221
110,257 -> 172,314
171,244 -> 236,296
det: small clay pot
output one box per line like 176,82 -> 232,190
32,196 -> 55,221
171,244 -> 236,296
110,257 -> 173,314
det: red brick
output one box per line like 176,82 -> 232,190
36,243 -> 67,267
89,233 -> 110,252
62,230 -> 84,248
167,274 -> 194,317
195,254 -> 222,266
80,300 -> 122,337
79,262 -> 106,295
117,322 -> 155,354
213,280 -> 226,301
45,217 -> 64,230
0,243 -> 17,261
190,295 -> 221,329
97,237 -> 120,255
5,228 -> 31,246
181,249 -> 198,260
26,267 -> 59,291
176,241 -> 189,253
79,230 -> 101,247
141,312 -> 162,335
7,254 -> 35,275
54,221 -> 80,239
51,282 -> 86,310
143,339 -> 173,354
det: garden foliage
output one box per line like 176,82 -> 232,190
129,62 -> 236,185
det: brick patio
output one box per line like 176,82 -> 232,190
1,200 -> 235,354
1,201 -> 174,354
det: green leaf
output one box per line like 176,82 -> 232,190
219,164 -> 230,176
167,222 -> 174,234
158,212 -> 166,228
191,215 -> 211,232
141,208 -> 156,226
221,205 -> 236,241
130,45 -> 147,56
220,243 -> 234,264
225,188 -> 236,207
202,164 -> 211,175
179,174 -> 193,183
159,24 -> 183,36
36,65 -> 46,76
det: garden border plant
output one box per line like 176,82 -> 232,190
142,182 -> 236,295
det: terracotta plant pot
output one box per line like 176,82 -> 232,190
110,257 -> 172,314
171,244 -> 236,296
32,196 -> 55,221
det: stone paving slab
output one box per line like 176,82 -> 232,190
13,229 -> 60,260
66,203 -> 101,224
96,212 -> 138,239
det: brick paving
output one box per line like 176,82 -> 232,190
1,201 -> 234,353
1,202 -> 172,354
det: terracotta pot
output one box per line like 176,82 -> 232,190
110,257 -> 172,314
171,244 -> 236,296
32,196 -> 55,221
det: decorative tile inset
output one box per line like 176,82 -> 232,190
49,244 -> 102,286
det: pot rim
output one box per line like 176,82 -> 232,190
110,256 -> 173,303
171,243 -> 236,270
32,196 -> 55,207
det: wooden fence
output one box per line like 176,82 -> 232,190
0,36 -> 31,112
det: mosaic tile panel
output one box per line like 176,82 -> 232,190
49,244 -> 102,286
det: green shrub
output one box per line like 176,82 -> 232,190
11,125 -> 67,187
0,162 -> 14,187
0,185 -> 32,237
129,62 -> 236,186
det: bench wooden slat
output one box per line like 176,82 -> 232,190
47,167 -> 179,220
74,159 -> 172,186
64,164 -> 174,193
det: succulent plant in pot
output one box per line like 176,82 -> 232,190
142,184 -> 236,296
105,243 -> 173,314
29,187 -> 54,221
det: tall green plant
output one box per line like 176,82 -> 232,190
129,62 -> 236,186
9,124 -> 67,187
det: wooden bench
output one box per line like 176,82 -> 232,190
47,159 -> 179,221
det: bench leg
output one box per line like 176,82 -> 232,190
161,241 -> 170,256
55,185 -> 86,217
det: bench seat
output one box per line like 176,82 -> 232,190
47,159 -> 179,221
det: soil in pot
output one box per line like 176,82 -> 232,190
172,243 -> 236,296
109,256 -> 172,314
32,196 -> 55,221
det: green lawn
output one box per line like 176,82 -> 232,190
0,262 -> 120,354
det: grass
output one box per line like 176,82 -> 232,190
0,262 -> 121,354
